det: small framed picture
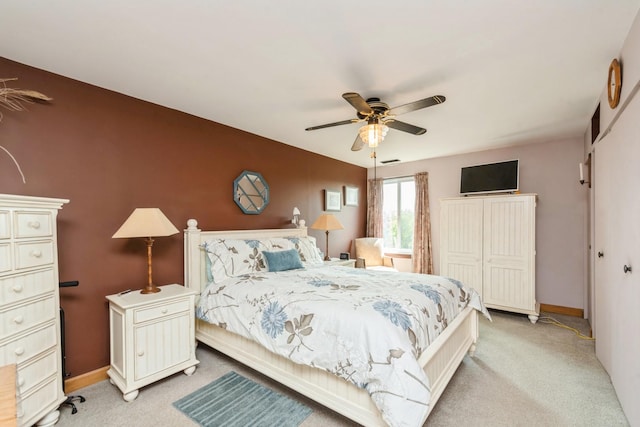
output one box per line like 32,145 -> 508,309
324,189 -> 341,211
344,186 -> 358,206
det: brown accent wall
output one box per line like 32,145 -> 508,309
0,58 -> 366,377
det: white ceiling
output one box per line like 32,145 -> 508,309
2,1 -> 639,168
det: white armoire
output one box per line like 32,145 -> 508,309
440,193 -> 539,323
0,194 -> 68,426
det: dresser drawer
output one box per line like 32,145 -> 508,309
14,241 -> 54,270
0,323 -> 57,366
16,374 -> 61,427
14,211 -> 53,239
0,243 -> 10,273
16,349 -> 57,395
134,298 -> 191,324
0,210 -> 9,239
0,296 -> 56,340
0,269 -> 55,306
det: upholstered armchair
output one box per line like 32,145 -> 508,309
354,238 -> 397,272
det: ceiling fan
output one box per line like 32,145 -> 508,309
305,92 -> 445,151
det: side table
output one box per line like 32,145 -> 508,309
106,284 -> 199,401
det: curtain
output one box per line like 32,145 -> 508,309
366,178 -> 383,237
412,172 -> 433,274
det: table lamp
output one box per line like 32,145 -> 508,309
310,214 -> 343,261
112,208 -> 179,294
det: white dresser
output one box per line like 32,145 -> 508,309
0,194 -> 69,427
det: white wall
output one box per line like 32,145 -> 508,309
370,138 -> 587,310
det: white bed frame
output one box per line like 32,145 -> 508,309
184,219 -> 478,426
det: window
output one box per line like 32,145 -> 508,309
382,177 -> 415,252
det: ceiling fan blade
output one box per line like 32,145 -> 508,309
389,95 -> 446,116
351,135 -> 364,151
342,92 -> 373,115
386,120 -> 427,135
305,119 -> 358,131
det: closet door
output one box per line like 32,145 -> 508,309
482,195 -> 536,314
440,198 -> 483,297
594,137 -> 615,374
594,92 -> 640,426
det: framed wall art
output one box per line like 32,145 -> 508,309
344,186 -> 358,206
324,189 -> 341,211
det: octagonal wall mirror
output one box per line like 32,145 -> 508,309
233,170 -> 270,214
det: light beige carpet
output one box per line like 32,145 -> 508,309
56,311 -> 629,426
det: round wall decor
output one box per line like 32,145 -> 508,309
607,58 -> 622,109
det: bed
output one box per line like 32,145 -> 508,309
183,219 -> 488,426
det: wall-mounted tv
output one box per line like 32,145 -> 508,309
460,159 -> 519,195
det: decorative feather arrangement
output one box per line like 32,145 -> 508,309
0,78 -> 53,112
1,78 -> 53,183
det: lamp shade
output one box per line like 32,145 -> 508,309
310,214 -> 343,231
112,208 -> 179,238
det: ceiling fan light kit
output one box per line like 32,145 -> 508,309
359,119 -> 389,148
306,92 -> 445,152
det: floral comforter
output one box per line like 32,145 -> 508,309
196,266 -> 490,427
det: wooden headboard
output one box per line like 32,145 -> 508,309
183,219 -> 309,295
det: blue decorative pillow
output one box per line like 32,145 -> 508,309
263,249 -> 304,272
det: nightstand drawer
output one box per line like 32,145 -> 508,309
133,299 -> 190,324
15,241 -> 54,270
14,211 -> 53,238
0,296 -> 55,339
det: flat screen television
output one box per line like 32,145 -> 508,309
460,159 -> 519,195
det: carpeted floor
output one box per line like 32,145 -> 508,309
56,310 -> 629,426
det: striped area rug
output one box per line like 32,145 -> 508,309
173,371 -> 313,427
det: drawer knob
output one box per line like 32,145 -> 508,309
28,221 -> 41,229
161,308 -> 168,314
15,346 -> 25,356
137,350 -> 145,357
17,376 -> 25,387
30,250 -> 42,258
12,284 -> 23,293
13,315 -> 24,325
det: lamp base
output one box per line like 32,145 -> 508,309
323,255 -> 331,261
140,284 -> 161,294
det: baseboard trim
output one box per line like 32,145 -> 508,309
540,303 -> 583,318
64,366 -> 109,393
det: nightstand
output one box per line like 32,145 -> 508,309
324,258 -> 356,268
106,284 -> 199,401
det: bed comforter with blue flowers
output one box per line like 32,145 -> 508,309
196,266 -> 489,427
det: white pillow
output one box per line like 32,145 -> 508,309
202,239 -> 269,283
285,236 -> 323,266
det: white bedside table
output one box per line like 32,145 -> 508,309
324,258 -> 356,268
106,284 -> 199,401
